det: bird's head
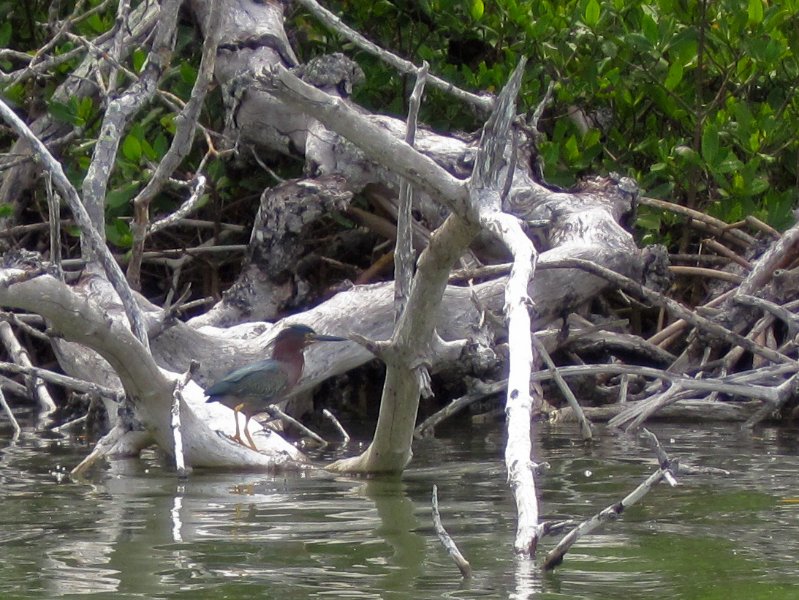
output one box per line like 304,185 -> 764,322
272,324 -> 347,357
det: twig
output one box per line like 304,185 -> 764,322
414,381 -> 497,438
618,374 -> 629,403
0,361 -> 124,402
701,238 -> 752,269
123,244 -> 248,262
128,0 -> 221,289
149,176 -> 208,234
449,262 -> 513,282
431,485 -> 472,578
531,334 -> 592,441
545,258 -> 796,367
0,322 -> 57,415
71,423 -> 128,477
609,384 -> 688,430
669,265 -> 744,284
744,215 -> 781,239
106,0 -> 132,97
528,80 -> 555,134
394,62 -> 428,322
543,465 -> 674,570
736,294 -> 799,337
468,361 -> 796,410
171,367 -> 193,478
0,94 -> 151,350
0,387 -> 22,439
638,196 -> 755,247
294,0 -> 493,112
45,172 -> 63,278
266,404 -> 327,446
50,414 -> 88,434
322,408 -> 350,443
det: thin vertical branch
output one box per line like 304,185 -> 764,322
432,485 -> 472,578
394,62 -> 428,321
81,0 -> 181,251
127,0 -> 222,289
44,172 -> 63,279
470,57 -> 542,556
0,387 -> 21,440
0,97 -> 151,350
0,321 -> 57,416
531,334 -> 592,440
171,366 -> 194,479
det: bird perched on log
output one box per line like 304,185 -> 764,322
205,324 -> 346,450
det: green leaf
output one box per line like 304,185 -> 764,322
664,61 -> 683,90
141,138 -> 157,161
636,211 -> 662,232
749,177 -> 769,195
584,0 -> 600,27
153,133 -> 169,159
673,145 -> 700,165
160,114 -> 176,134
132,48 -> 147,73
0,22 -> 11,47
470,0 -> 484,20
748,0 -> 764,25
701,124 -> 719,165
106,181 -> 140,209
179,61 -> 197,84
85,13 -> 106,35
106,219 -> 133,248
48,100 -> 76,125
641,14 -> 658,44
564,134 -> 580,161
122,134 -> 142,163
0,203 -> 13,218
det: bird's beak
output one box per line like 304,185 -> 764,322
309,333 -> 347,342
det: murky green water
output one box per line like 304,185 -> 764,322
1,419 -> 797,599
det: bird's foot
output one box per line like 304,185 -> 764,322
215,430 -> 257,451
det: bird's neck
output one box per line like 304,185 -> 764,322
273,347 -> 304,385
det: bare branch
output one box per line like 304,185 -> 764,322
394,63 -> 428,321
432,485 -> 472,578
0,96 -> 150,349
294,0 -> 493,112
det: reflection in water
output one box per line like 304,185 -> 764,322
510,556 -> 541,600
0,423 -> 798,598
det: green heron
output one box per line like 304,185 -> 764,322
205,324 -> 346,450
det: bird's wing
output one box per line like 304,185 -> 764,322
206,359 -> 289,399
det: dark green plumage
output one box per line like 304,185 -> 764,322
206,359 -> 292,402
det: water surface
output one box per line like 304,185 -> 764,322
1,420 -> 797,599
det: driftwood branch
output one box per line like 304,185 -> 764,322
0,99 -> 150,350
0,387 -> 21,439
543,429 -> 678,570
432,485 -> 472,578
466,58 -> 543,556
0,267 -> 306,470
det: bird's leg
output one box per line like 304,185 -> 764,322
242,415 -> 258,451
232,403 -> 245,446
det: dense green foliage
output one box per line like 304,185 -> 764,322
296,0 -> 799,242
3,0 -> 798,254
